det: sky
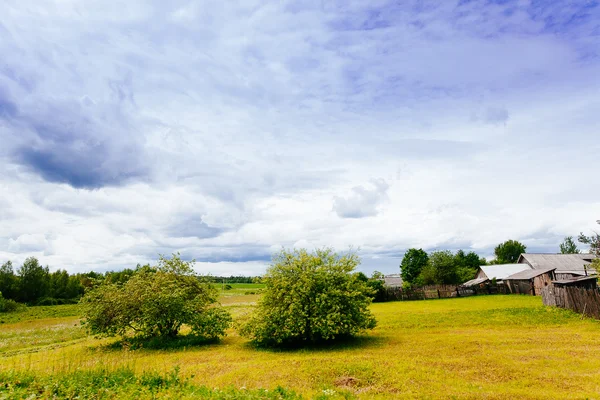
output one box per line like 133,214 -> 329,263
0,0 -> 599,276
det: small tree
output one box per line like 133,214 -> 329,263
81,254 -> 232,340
17,257 -> 49,304
559,236 -> 580,254
400,249 -> 429,285
0,261 -> 18,300
494,240 -> 526,264
578,221 -> 600,256
241,248 -> 376,346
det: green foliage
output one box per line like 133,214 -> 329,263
366,278 -> 386,302
427,250 -> 460,284
0,291 -> 24,313
494,240 -> 526,264
400,248 -> 429,284
81,253 -> 232,341
370,270 -> 384,280
0,261 -> 18,300
241,248 -> 377,346
559,236 -> 580,254
0,368 -> 304,400
17,257 -> 50,304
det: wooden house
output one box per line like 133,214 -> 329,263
505,267 -> 556,296
517,254 -> 597,280
462,264 -> 529,287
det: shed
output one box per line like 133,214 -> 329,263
552,275 -> 598,289
476,264 -> 531,281
505,267 -> 556,296
383,274 -> 403,288
517,254 -> 597,280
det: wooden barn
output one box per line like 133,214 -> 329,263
383,274 -> 403,288
505,267 -> 556,296
552,275 -> 598,289
462,264 -> 529,287
517,253 -> 597,280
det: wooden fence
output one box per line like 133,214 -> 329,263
380,283 -> 507,302
541,285 -> 600,319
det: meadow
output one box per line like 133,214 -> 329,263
2,291 -> 600,399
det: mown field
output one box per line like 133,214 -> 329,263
2,290 -> 600,399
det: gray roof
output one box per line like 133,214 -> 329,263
505,267 -> 556,280
384,274 -> 403,287
517,253 -> 597,274
479,264 -> 530,280
552,275 -> 597,286
462,277 -> 488,287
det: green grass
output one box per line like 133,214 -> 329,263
218,282 -> 266,297
2,295 -> 600,399
0,367 -> 306,399
0,304 -> 81,324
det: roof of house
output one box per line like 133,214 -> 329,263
384,274 -> 403,287
505,267 -> 556,280
479,264 -> 531,280
517,253 -> 597,274
552,275 -> 598,286
462,277 -> 488,287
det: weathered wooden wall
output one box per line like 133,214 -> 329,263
382,284 -> 507,302
533,274 -> 553,296
541,285 -> 600,319
507,280 -> 533,295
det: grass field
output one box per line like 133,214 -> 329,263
2,293 -> 600,399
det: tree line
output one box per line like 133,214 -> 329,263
0,256 -> 261,306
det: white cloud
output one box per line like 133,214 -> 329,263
333,179 -> 389,218
0,0 -> 599,275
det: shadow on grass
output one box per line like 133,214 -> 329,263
102,334 -> 223,351
244,334 -> 386,353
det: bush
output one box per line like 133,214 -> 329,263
0,292 -> 24,313
81,254 -> 232,341
241,248 -> 376,346
36,297 -> 59,306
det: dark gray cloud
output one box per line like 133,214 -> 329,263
5,97 -> 149,189
166,215 -> 224,239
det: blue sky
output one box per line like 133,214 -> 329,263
0,0 -> 599,275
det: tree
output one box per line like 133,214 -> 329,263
427,250 -> 460,284
578,221 -> 600,256
559,236 -> 580,254
0,261 -> 18,300
241,248 -> 377,346
494,240 -> 526,264
454,250 -> 482,283
81,254 -> 232,340
371,270 -> 385,281
400,249 -> 429,285
17,257 -> 49,304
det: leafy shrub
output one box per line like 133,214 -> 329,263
0,291 -> 24,313
241,248 -> 376,347
81,254 -> 232,341
36,296 -> 59,306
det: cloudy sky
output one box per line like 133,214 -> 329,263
1,0 -> 599,276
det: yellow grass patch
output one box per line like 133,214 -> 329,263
2,295 -> 600,399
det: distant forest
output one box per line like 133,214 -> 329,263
0,257 -> 258,306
